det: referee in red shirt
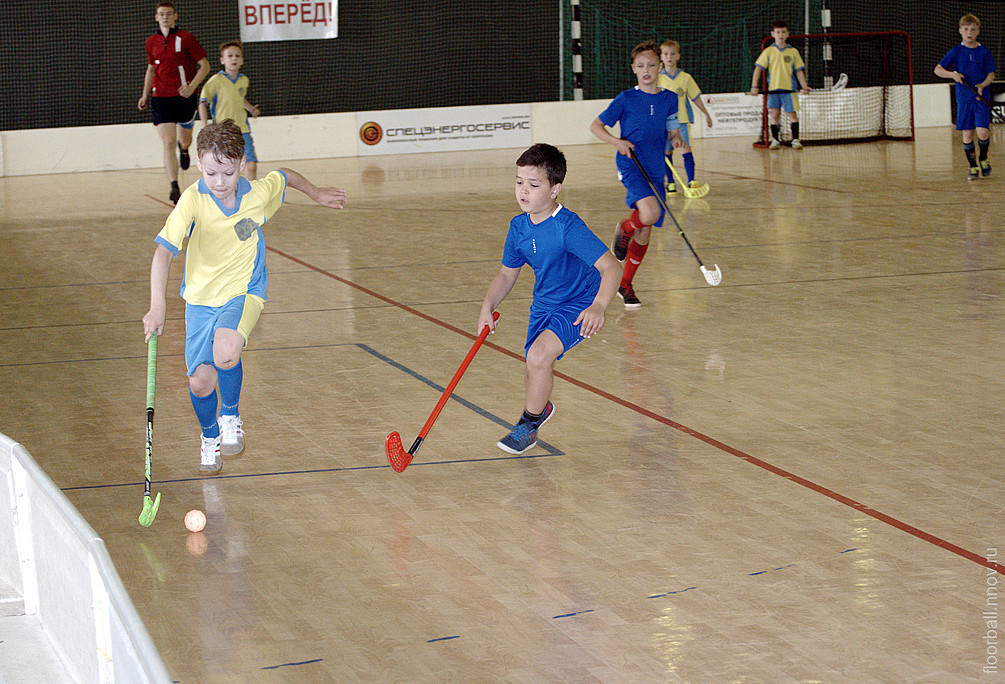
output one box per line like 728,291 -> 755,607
137,2 -> 210,204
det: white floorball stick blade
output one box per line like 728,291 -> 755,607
831,73 -> 848,92
701,264 -> 722,286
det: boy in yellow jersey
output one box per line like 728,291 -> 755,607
659,40 -> 713,194
749,20 -> 811,149
200,42 -> 261,179
142,120 -> 347,475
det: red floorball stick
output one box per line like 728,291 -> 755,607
385,311 -> 499,473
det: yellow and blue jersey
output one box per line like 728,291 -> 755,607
155,170 -> 288,307
658,69 -> 701,124
200,71 -> 252,133
755,44 -> 806,92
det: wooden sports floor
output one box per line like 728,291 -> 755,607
1,127 -> 1003,682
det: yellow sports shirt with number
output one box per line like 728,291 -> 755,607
200,71 -> 252,133
155,170 -> 288,307
755,44 -> 805,92
658,69 -> 701,124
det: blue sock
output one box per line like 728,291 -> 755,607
683,152 -> 695,183
191,390 -> 220,438
216,360 -> 243,417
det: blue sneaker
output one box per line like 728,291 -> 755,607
497,402 -> 555,454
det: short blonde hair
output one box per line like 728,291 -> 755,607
960,14 -> 980,28
661,39 -> 681,54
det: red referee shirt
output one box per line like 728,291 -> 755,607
145,28 -> 207,98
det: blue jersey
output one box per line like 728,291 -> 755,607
502,205 -> 607,312
598,87 -> 678,187
940,43 -> 997,102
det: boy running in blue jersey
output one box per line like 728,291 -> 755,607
478,144 -> 621,455
660,40 -> 713,195
590,41 -> 689,308
935,14 -> 997,180
142,120 -> 347,475
749,21 -> 811,149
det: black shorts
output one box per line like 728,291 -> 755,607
151,95 -> 199,127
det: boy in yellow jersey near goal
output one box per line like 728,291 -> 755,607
142,120 -> 347,475
659,40 -> 713,195
200,41 -> 262,180
749,20 -> 811,149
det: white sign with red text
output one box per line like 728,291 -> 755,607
702,93 -> 763,137
239,0 -> 337,42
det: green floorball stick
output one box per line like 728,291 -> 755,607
138,335 -> 162,527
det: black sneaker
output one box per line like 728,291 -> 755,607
169,181 -> 181,205
618,284 -> 642,309
611,221 -> 631,261
981,160 -> 992,177
178,144 -> 190,170
968,166 -> 980,180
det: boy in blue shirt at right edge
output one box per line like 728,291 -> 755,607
935,13 -> 997,180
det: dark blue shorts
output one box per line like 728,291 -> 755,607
152,95 -> 199,128
618,162 -> 665,228
526,301 -> 593,360
956,98 -> 992,131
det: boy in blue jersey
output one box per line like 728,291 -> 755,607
142,120 -> 347,475
478,144 -> 621,455
200,42 -> 262,180
660,40 -> 713,194
590,41 -> 689,308
935,14 -> 997,180
749,21 -> 810,149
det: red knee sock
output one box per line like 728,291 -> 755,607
619,208 -> 644,238
621,240 -> 649,287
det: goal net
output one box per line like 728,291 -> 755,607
754,31 -> 914,147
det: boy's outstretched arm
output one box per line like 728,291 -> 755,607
143,245 -> 173,341
590,117 -> 634,156
575,251 -> 622,339
278,168 -> 348,208
478,265 -> 521,333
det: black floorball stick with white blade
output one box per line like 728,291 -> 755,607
138,335 -> 161,527
629,150 -> 721,286
961,80 -> 992,108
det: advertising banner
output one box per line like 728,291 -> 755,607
356,104 -> 532,156
702,93 -> 763,138
239,0 -> 337,42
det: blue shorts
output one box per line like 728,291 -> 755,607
766,92 -> 798,113
151,95 -> 199,128
666,122 -> 690,151
526,301 -> 593,361
184,295 -> 264,375
956,99 -> 992,130
243,132 -> 258,162
617,162 -> 665,228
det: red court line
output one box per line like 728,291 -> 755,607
268,245 -> 1004,576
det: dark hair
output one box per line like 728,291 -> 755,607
630,41 -> 661,64
219,41 -> 243,55
157,2 -> 176,10
516,143 -> 567,185
771,20 -> 788,30
197,120 -> 245,162
960,14 -> 980,28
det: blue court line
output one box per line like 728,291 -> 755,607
261,658 -> 323,670
427,635 -> 461,643
60,343 -> 563,493
553,609 -> 595,619
355,343 -> 562,456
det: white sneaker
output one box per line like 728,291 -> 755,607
218,414 -> 245,457
791,138 -> 803,149
769,139 -> 781,150
199,434 -> 222,476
